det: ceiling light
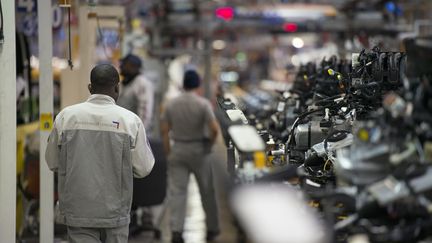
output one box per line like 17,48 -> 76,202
213,40 -> 226,50
292,37 -> 304,49
283,23 -> 298,32
215,6 -> 234,21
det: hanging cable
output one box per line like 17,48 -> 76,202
67,7 -> 73,69
0,0 -> 4,44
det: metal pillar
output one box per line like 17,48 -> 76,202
203,37 -> 212,100
38,1 -> 54,242
0,1 -> 17,241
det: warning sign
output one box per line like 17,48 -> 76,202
40,113 -> 53,131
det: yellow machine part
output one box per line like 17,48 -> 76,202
266,155 -> 286,167
16,122 -> 39,231
266,155 -> 274,167
254,152 -> 266,169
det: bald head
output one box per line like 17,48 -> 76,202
89,64 -> 120,100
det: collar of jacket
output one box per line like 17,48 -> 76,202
86,94 -> 116,105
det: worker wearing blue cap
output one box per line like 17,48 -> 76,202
161,70 -> 220,243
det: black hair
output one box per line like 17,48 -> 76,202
90,64 -> 120,88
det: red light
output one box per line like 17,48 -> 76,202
283,23 -> 298,32
215,7 -> 234,21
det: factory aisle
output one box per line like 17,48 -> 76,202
129,134 -> 238,243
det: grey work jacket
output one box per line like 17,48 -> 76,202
45,94 -> 155,228
117,74 -> 154,129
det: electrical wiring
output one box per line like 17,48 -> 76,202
313,94 -> 345,106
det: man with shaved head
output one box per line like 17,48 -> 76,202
46,64 -> 155,243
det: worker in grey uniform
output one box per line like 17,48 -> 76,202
118,54 -> 159,230
161,70 -> 220,243
117,54 -> 155,135
45,64 -> 155,243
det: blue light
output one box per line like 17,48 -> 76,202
385,1 -> 396,13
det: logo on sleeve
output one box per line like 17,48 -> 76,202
112,121 -> 120,129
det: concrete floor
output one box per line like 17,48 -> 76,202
128,134 -> 238,243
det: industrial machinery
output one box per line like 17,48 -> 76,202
223,44 -> 432,242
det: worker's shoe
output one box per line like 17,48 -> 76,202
206,230 -> 220,241
172,232 -> 184,243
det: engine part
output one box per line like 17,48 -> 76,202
311,133 -> 354,157
294,120 -> 328,150
335,144 -> 392,186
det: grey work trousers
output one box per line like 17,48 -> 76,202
168,142 -> 219,233
67,225 -> 129,243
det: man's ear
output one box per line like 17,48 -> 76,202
88,84 -> 92,94
115,83 -> 119,93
